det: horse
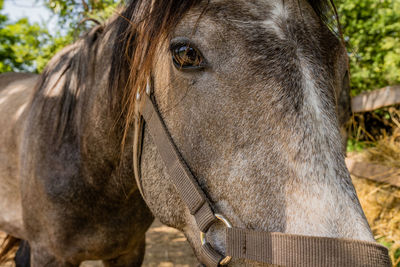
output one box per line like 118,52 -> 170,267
0,0 -> 390,266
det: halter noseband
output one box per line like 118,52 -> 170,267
133,81 -> 391,267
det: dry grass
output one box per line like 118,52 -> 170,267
351,128 -> 400,266
348,106 -> 400,144
364,129 -> 400,169
0,233 -> 16,267
353,176 -> 400,266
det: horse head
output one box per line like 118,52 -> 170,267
110,0 -> 376,265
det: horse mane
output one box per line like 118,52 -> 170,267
108,0 -> 204,146
33,25 -> 104,143
307,0 -> 332,20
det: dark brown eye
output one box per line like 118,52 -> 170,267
171,44 -> 205,70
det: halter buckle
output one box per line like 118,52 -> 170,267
200,213 -> 233,265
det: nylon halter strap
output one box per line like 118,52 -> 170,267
133,82 -> 391,267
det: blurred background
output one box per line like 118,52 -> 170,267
0,0 -> 399,265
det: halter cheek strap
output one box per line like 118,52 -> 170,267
133,82 -> 391,267
133,89 -> 146,198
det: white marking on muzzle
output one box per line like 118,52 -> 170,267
283,55 -> 374,241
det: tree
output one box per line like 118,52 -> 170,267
0,0 -> 52,72
337,0 -> 400,96
45,0 -> 120,37
0,0 -> 119,73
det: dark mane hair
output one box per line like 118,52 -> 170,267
33,25 -> 104,143
109,0 -> 203,144
108,0 -> 339,144
308,0 -> 332,20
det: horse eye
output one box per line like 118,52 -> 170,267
171,44 -> 205,70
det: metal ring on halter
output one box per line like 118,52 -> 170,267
200,213 -> 233,266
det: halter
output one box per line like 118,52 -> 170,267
133,81 -> 391,267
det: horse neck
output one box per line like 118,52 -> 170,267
21,22 -> 140,208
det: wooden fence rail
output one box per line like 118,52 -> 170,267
351,85 -> 400,113
345,158 -> 400,188
347,86 -> 400,187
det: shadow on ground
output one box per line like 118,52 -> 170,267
1,220 -> 198,267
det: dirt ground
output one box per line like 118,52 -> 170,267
140,220 -> 198,267
0,220 -> 198,267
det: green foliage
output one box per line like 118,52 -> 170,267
336,0 -> 400,96
0,0 -> 119,74
39,0 -> 121,71
0,11 -> 50,72
46,0 -> 120,37
347,139 -> 369,152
